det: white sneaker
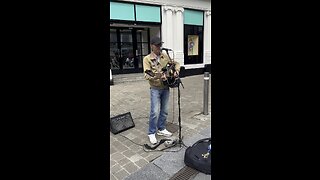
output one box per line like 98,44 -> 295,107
157,129 -> 172,137
148,134 -> 157,144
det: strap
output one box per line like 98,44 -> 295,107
191,138 -> 211,147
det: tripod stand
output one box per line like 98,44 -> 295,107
176,83 -> 184,147
162,49 -> 185,148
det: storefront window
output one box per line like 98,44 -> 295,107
110,29 -> 120,69
136,29 -> 149,69
109,26 -> 159,73
120,29 -> 134,69
184,25 -> 204,65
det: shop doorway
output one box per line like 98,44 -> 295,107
110,27 -> 151,74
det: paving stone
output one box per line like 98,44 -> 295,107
110,174 -> 117,180
122,162 -> 139,174
136,149 -> 146,156
115,143 -> 129,153
132,137 -> 144,145
134,159 -> 149,168
136,132 -> 147,140
134,125 -> 146,132
118,157 -> 130,166
194,127 -> 204,132
153,147 -> 187,176
112,141 -> 123,148
192,172 -> 211,180
140,152 -> 150,158
145,153 -> 163,162
129,154 -> 144,162
183,122 -> 198,129
110,136 -> 117,143
130,129 -> 141,135
110,146 -> 117,154
193,113 -> 210,121
115,134 -> 127,142
198,127 -> 212,137
120,130 -> 131,136
111,164 -> 122,174
122,149 -> 136,158
121,133 -> 136,140
110,160 -> 117,167
124,163 -> 170,180
129,144 -> 142,152
113,169 -> 130,180
183,133 -> 208,147
111,152 -> 125,162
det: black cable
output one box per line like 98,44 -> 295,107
143,145 -> 185,153
117,133 -> 185,152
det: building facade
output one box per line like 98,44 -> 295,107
110,0 -> 211,75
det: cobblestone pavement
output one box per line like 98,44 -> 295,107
110,73 -> 211,180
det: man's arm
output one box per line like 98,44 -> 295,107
143,56 -> 156,80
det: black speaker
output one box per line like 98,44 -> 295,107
110,112 -> 135,134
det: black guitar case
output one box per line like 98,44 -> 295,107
184,138 -> 212,175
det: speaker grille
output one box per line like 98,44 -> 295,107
110,112 -> 135,134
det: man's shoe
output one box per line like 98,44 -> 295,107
148,134 -> 157,144
157,129 -> 172,137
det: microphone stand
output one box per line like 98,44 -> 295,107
162,48 -> 185,148
177,82 -> 183,147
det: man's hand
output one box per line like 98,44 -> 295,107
155,72 -> 162,79
174,71 -> 179,77
161,73 -> 167,80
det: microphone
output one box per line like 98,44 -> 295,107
161,47 -> 172,51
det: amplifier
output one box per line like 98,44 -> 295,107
110,112 -> 135,134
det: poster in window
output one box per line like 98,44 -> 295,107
188,35 -> 199,56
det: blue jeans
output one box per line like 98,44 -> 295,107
148,88 -> 170,135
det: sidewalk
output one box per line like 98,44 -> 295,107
110,74 -> 212,180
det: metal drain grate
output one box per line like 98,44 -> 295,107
169,166 -> 199,180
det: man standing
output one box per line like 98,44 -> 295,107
143,37 -> 180,144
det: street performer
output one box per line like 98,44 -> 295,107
143,36 -> 180,144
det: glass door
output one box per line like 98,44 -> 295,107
120,29 -> 134,70
110,27 -> 151,74
136,28 -> 149,69
110,29 -> 120,69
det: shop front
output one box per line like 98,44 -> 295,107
110,25 -> 161,74
110,1 -> 161,74
109,0 -> 211,76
